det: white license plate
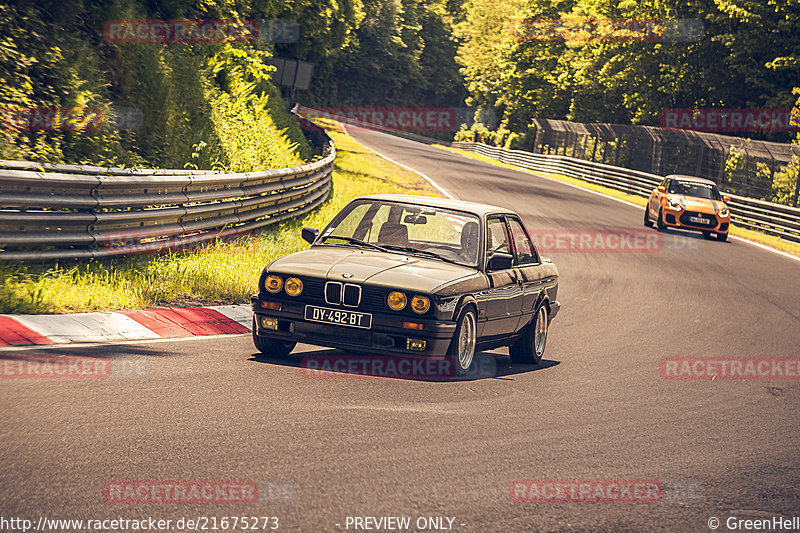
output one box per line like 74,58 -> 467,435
689,216 -> 710,224
305,305 -> 372,329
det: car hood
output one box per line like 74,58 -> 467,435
268,246 -> 479,293
669,195 -> 724,213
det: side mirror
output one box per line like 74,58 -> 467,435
723,195 -> 730,203
487,252 -> 513,271
542,257 -> 553,264
301,226 -> 319,245
657,185 -> 666,193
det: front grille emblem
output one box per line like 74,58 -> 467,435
342,273 -> 354,279
325,281 -> 362,307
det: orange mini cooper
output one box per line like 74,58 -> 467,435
645,174 -> 731,241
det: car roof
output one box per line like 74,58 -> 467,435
356,194 -> 515,217
665,174 -> 718,186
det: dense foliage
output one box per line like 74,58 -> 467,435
299,0 -> 468,108
1,0 -> 797,168
0,0 -> 313,169
453,0 -> 800,145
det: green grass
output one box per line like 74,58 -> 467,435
439,144 -> 800,259
0,130 -> 439,314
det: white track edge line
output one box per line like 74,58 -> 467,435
340,123 -> 455,199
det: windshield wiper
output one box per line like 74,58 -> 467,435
320,235 -> 390,253
381,245 -> 463,265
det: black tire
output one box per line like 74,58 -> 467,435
643,207 -> 651,227
509,305 -> 549,365
656,208 -> 666,232
252,318 -> 296,356
715,232 -> 728,242
447,307 -> 477,376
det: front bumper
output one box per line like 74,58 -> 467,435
251,296 -> 457,356
549,301 -> 561,321
663,208 -> 729,234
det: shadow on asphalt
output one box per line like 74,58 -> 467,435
247,348 -> 560,382
0,344 -> 164,380
0,343 -> 166,358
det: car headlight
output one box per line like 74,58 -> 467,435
719,207 -> 729,217
387,291 -> 407,311
411,295 -> 430,314
667,198 -> 683,210
285,277 -> 303,296
265,274 -> 283,293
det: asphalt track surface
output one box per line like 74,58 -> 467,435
2,126 -> 799,532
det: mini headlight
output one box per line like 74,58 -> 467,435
667,198 -> 683,210
411,295 -> 430,314
265,274 -> 283,293
387,291 -> 407,311
285,277 -> 303,296
719,207 -> 729,217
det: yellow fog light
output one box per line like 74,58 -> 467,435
261,317 -> 279,330
406,338 -> 427,351
411,295 -> 430,314
285,277 -> 303,296
387,291 -> 407,311
265,275 -> 283,293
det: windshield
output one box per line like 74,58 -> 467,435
319,200 -> 481,267
668,180 -> 722,201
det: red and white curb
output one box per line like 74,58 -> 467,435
0,305 -> 252,347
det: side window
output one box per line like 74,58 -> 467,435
486,217 -> 510,255
507,217 -> 539,265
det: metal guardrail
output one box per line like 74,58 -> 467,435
452,141 -> 800,244
530,118 -> 800,205
0,134 -> 334,261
